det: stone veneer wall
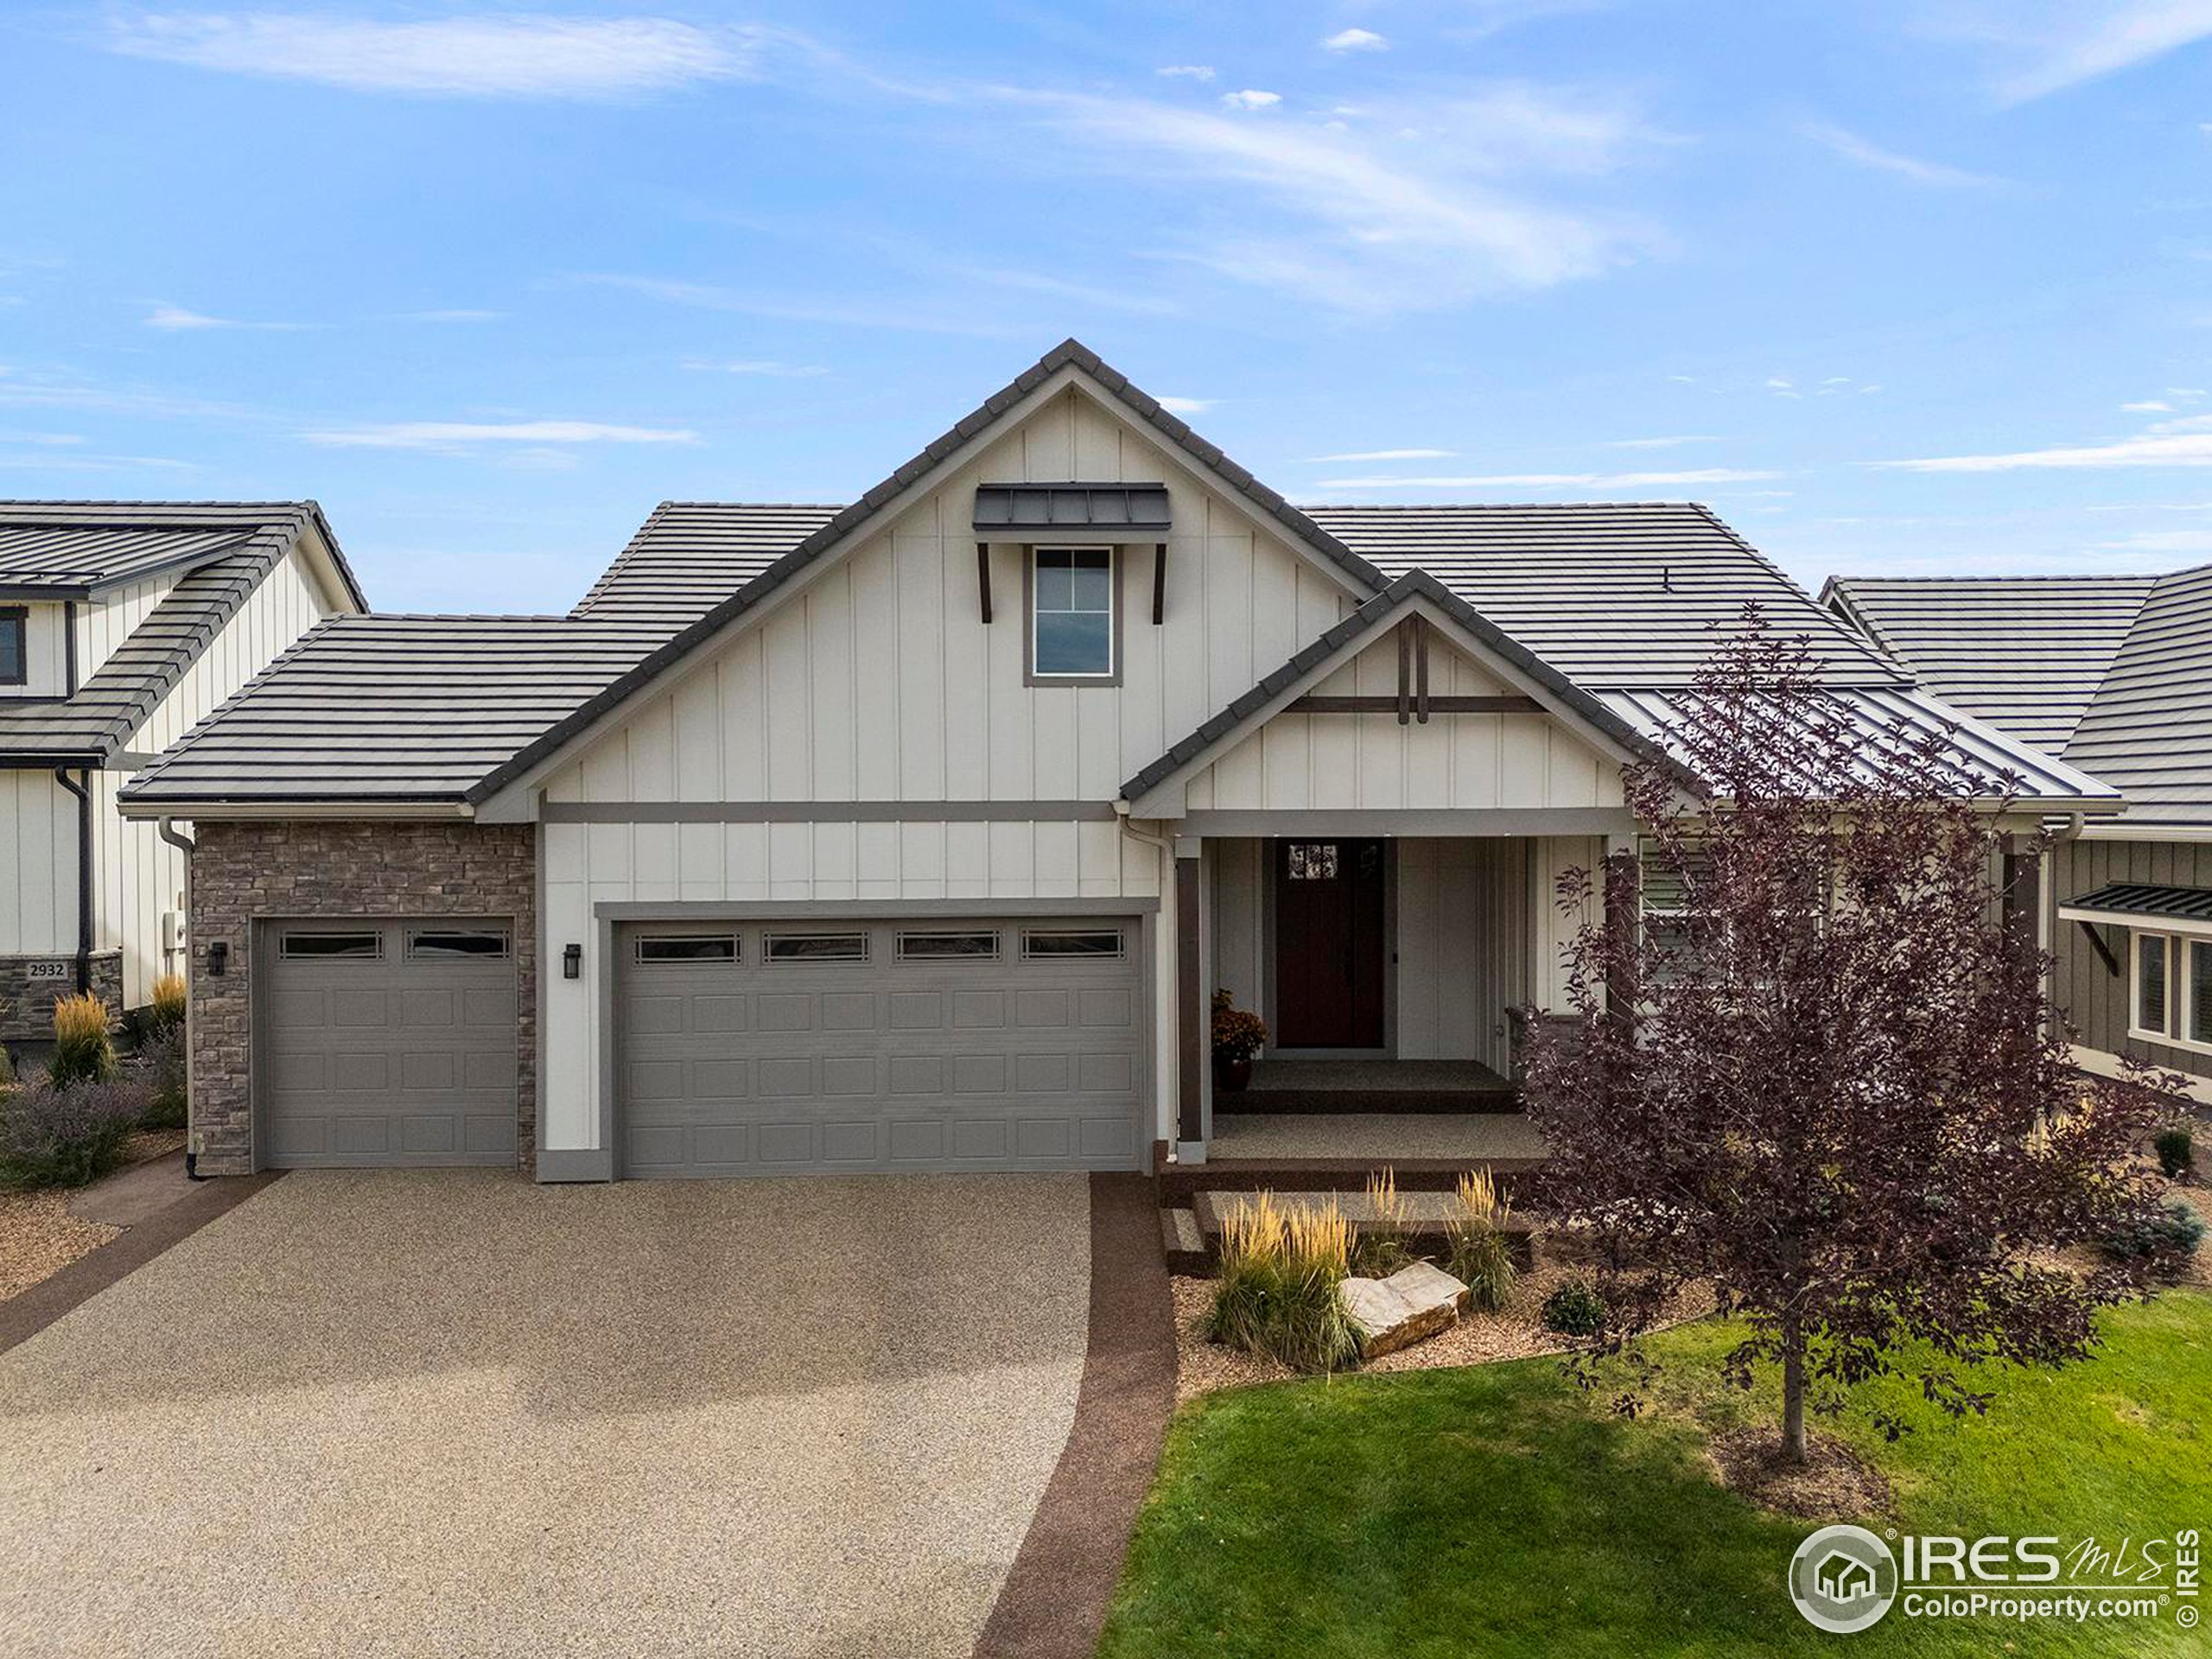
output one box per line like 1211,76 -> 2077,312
0,950 -> 123,1042
189,821 -> 537,1175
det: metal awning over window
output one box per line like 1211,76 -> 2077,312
2059,881 -> 2212,935
973,483 -> 1171,536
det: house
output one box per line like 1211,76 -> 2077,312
1,503 -> 364,1041
1824,567 -> 2212,1098
114,342 -> 2117,1179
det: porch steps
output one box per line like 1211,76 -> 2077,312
1160,1206 -> 1208,1274
1157,1155 -> 1543,1205
1164,1186 -> 1540,1272
1226,1085 -> 1520,1116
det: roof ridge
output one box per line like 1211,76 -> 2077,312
1302,500 -> 1708,512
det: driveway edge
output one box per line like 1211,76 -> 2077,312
0,1170 -> 284,1356
973,1172 -> 1177,1659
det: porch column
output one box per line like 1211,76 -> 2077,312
1175,836 -> 1208,1163
1602,834 -> 1640,1036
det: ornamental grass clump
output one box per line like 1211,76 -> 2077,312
49,992 -> 118,1088
1354,1166 -> 1413,1276
1206,1192 -> 1361,1374
148,973 -> 188,1036
1448,1167 -> 1518,1313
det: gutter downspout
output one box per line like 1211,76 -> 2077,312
1115,801 -> 1181,1166
156,817 -> 206,1181
51,766 -> 92,996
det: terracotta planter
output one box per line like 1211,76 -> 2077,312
1213,1054 -> 1254,1093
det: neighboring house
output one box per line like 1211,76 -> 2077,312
1824,567 -> 2212,1099
116,343 -> 2116,1179
1,503 -> 364,1040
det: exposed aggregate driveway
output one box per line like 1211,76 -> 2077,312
0,1169 -> 1091,1658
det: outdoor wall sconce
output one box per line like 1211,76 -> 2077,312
207,940 -> 229,977
563,943 -> 582,980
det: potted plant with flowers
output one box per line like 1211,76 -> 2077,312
1211,988 -> 1268,1093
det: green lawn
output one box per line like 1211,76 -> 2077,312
1101,1290 -> 2211,1658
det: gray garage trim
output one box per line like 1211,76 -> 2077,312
558,901 -> 1156,1181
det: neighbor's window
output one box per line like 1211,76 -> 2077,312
2133,931 -> 2172,1039
1032,547 -> 1115,678
280,931 -> 383,960
766,931 -> 869,963
635,934 -> 738,964
1020,928 -> 1123,960
2188,938 -> 2212,1048
0,607 -> 24,687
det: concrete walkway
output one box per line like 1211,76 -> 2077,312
0,1169 -> 1091,1659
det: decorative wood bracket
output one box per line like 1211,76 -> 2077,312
976,542 -> 992,626
2077,918 -> 2123,978
1152,541 -> 1167,626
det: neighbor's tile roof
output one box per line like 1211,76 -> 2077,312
572,503 -> 842,627
0,505 -> 366,765
118,614 -> 667,806
0,501 -> 364,606
1825,563 -> 2212,829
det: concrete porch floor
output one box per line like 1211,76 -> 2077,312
1208,1111 -> 1548,1163
1248,1058 -> 1511,1092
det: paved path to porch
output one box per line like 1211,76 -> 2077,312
1210,1111 -> 1550,1162
0,1169 -> 1092,1659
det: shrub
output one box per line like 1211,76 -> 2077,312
147,973 -> 188,1037
134,1027 -> 188,1130
1448,1167 -> 1518,1313
1541,1276 -> 1608,1338
1207,1192 -> 1362,1374
2101,1198 -> 2206,1268
49,992 -> 118,1089
2155,1127 -> 2195,1181
1354,1166 -> 1413,1276
0,1042 -> 13,1089
0,1077 -> 149,1188
1210,988 -> 1268,1065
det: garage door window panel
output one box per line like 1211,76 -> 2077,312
407,927 -> 511,961
1020,928 -> 1124,960
637,934 -> 739,963
896,930 -> 1001,961
766,932 -> 870,963
281,931 -> 383,960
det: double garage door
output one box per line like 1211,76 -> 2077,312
259,918 -> 519,1168
615,915 -> 1148,1177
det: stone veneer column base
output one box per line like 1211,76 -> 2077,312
0,951 -> 124,1043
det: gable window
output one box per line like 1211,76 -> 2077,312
1030,547 -> 1116,681
0,607 -> 24,687
2133,931 -> 2171,1041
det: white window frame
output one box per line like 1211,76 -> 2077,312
1026,544 -> 1119,684
2130,928 -> 2176,1045
2180,934 -> 2212,1055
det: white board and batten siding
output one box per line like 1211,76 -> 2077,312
0,771 -> 75,955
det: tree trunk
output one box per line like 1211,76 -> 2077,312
1781,1313 -> 1808,1464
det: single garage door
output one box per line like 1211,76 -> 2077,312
615,916 -> 1147,1177
259,918 -> 520,1167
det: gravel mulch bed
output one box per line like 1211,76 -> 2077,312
1171,1255 -> 1717,1404
0,1128 -> 188,1303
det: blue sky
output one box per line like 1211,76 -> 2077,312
4,3 -> 2212,613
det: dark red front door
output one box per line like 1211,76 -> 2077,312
1273,838 -> 1387,1048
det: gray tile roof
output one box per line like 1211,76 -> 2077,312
2064,561 -> 2212,829
1824,562 -> 2212,829
572,502 -> 841,627
0,501 -> 366,607
0,506 -> 366,766
118,615 -> 668,807
1311,504 -> 1904,689
1820,573 -> 2158,752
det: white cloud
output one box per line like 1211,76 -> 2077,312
104,13 -> 763,99
1801,122 -> 2003,188
2095,528 -> 2212,553
1934,3 -> 2212,103
1323,29 -> 1389,52
2124,399 -> 2174,412
145,302 -> 314,331
1316,467 -> 1780,490
1155,395 -> 1214,414
683,359 -> 830,378
1011,86 -> 1668,311
1306,448 -> 1457,461
1883,426 -> 2212,472
302,419 -> 699,450
1156,64 -> 1216,81
1221,89 -> 1282,111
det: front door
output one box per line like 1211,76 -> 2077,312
1273,839 -> 1388,1049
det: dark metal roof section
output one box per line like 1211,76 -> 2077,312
118,614 -> 669,806
2063,561 -> 2212,830
0,500 -> 366,609
0,505 -> 368,766
2062,881 -> 2212,925
972,482 -> 1172,536
468,336 -> 1385,804
1120,569 -> 1683,804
